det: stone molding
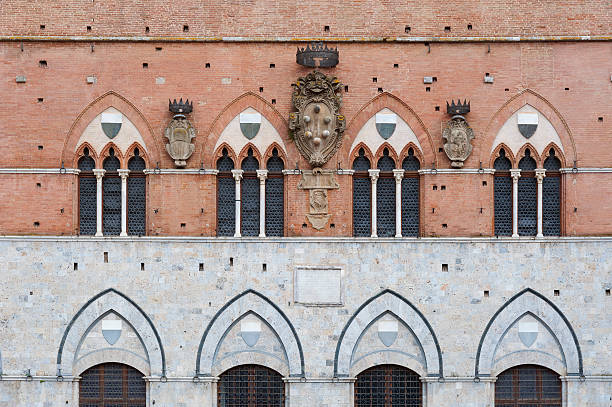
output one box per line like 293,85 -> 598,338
475,288 -> 582,377
196,290 -> 305,377
334,289 -> 443,378
57,289 -> 166,377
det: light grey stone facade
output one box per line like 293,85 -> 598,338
0,236 -> 611,406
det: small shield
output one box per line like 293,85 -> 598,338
517,112 -> 538,139
518,320 -> 539,348
239,320 -> 261,347
101,113 -> 122,139
375,113 -> 397,140
240,113 -> 261,140
101,319 -> 122,345
377,320 -> 398,347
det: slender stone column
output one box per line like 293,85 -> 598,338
93,169 -> 106,237
231,169 -> 244,237
393,169 -> 404,237
257,170 -> 268,237
118,169 -> 130,237
535,169 -> 546,238
510,169 -> 521,238
368,169 -> 380,238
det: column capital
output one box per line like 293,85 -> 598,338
256,169 -> 268,181
93,169 -> 106,179
118,169 -> 130,179
231,169 -> 244,182
392,169 -> 405,182
535,168 -> 546,182
510,169 -> 521,181
368,169 -> 380,182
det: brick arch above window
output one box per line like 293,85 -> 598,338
482,89 -> 576,165
62,91 -> 160,167
349,143 -> 375,168
125,142 -> 150,169
490,143 -> 516,169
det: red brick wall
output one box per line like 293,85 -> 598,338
0,39 -> 610,236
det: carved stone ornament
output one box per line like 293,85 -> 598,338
289,71 -> 345,168
298,169 -> 339,230
165,99 -> 196,167
442,117 -> 474,168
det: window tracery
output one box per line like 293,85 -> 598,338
401,148 -> 420,237
78,147 -> 97,236
241,148 -> 260,237
217,148 -> 236,237
266,148 -> 284,237
102,148 -> 121,235
376,148 -> 396,237
494,148 -> 513,236
127,148 -> 146,236
353,148 -> 371,237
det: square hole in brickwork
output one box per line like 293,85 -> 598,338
438,147 -> 443,152
554,289 -> 560,296
33,221 -> 40,227
180,222 -> 186,228
605,289 -> 610,296
271,99 -> 276,104
37,98 -> 44,103
104,252 -> 108,263
432,208 -> 435,213
482,180 -> 487,186
505,88 -> 510,91
324,25 -> 330,32
442,223 -> 448,228
155,47 -> 162,51
199,263 -> 204,271
262,264 -> 267,271
432,77 -> 437,82
444,26 -> 451,32
433,185 -> 438,190
405,26 -> 411,33
145,26 -> 150,33
330,223 -> 335,228
183,25 -> 189,32
441,185 -> 446,190
142,63 -> 148,69
38,145 -> 43,150
39,60 -> 47,68
269,63 -> 275,68
140,263 -> 145,271
598,117 -> 604,122
467,24 -> 473,30
435,106 -> 440,111
373,77 -> 377,83
205,63 -> 210,68
441,264 -> 448,272
394,63 -> 399,68
259,87 -> 264,93
36,183 -> 41,188
484,290 -> 489,297
344,85 -> 349,92
73,263 -> 78,271
564,87 -> 570,91
426,87 -> 431,92
302,223 -> 307,228
377,87 -> 383,93
86,26 -> 91,32
40,24 -> 45,30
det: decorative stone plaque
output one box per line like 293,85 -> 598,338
164,99 -> 196,167
294,266 -> 342,306
297,169 -> 339,230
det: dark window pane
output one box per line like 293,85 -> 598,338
103,176 -> 121,235
241,176 -> 260,236
353,177 -> 371,237
495,365 -> 561,407
518,176 -> 537,236
218,365 -> 284,407
494,176 -> 513,236
80,363 -> 145,407
355,364 -> 421,407
377,177 -> 395,237
217,177 -> 235,236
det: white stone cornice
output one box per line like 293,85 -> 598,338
283,377 -> 356,383
0,375 -> 79,382
282,169 -> 301,175
0,168 -> 80,175
336,169 -> 355,175
143,168 -> 218,175
144,376 -> 219,383
419,168 -> 496,175
560,167 -> 612,174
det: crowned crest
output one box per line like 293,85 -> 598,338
164,98 -> 196,167
442,100 -> 474,168
296,42 -> 339,68
289,71 -> 345,168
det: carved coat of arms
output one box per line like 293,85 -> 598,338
442,100 -> 474,168
289,71 -> 345,168
165,99 -> 196,167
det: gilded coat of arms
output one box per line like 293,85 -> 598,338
165,99 -> 196,167
289,71 -> 345,168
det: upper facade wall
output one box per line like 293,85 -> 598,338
0,0 -> 610,37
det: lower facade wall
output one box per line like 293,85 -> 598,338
0,237 -> 611,406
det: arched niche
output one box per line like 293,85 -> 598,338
57,288 -> 166,377
475,288 -> 582,378
196,290 -> 304,377
335,290 -> 443,378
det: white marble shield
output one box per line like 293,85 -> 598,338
240,112 -> 261,140
239,320 -> 261,347
377,320 -> 399,347
517,112 -> 538,139
101,319 -> 122,345
101,112 -> 122,139
375,113 -> 397,140
518,320 -> 539,348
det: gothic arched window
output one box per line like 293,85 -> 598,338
543,149 -> 561,236
217,365 -> 284,407
355,364 -> 422,407
78,147 -> 96,236
127,148 -> 146,236
495,365 -> 561,406
79,363 -> 146,407
241,148 -> 260,237
266,148 -> 284,237
102,148 -> 121,236
217,148 -> 235,237
377,148 -> 396,237
494,148 -> 513,236
353,148 -> 371,237
518,148 -> 537,236
401,148 -> 420,237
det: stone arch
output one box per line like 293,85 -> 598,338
341,93 -> 436,168
334,289 -> 443,378
125,142 -> 151,168
237,142 -> 263,166
57,288 -> 166,377
490,143 -> 516,169
213,143 -> 238,168
374,142 -> 399,167
475,288 -> 582,378
61,91 -> 160,167
542,142 -> 567,168
202,92 -> 294,167
74,142 -> 100,168
516,143 -> 542,168
100,142 -> 125,168
263,142 -> 289,166
399,142 -> 424,166
349,142 -> 375,167
196,289 -> 304,377
480,90 -> 576,165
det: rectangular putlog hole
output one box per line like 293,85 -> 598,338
269,63 -> 275,68
484,290 -> 490,297
554,289 -> 560,296
140,263 -> 145,271
39,60 -> 47,68
262,263 -> 267,271
142,63 -> 149,68
441,264 -> 448,272
103,252 -> 108,263
37,98 -> 44,103
229,257 -> 234,267
605,289 -> 611,296
73,262 -> 78,271
37,143 -> 43,149
199,263 -> 204,271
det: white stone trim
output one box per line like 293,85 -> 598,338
0,168 -> 80,174
560,167 -> 612,174
144,376 -> 219,383
0,375 -> 79,382
142,168 -> 218,175
283,377 -> 356,383
337,169 -> 355,175
418,168 -> 496,175
282,169 -> 301,175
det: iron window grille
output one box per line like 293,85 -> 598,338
401,148 -> 420,237
377,149 -> 396,237
493,148 -> 512,236
518,149 -> 537,236
353,148 -> 371,237
266,148 -> 285,237
217,148 -> 235,236
355,364 -> 422,407
495,364 -> 561,406
241,148 -> 260,237
102,148 -> 121,236
543,149 -> 561,236
217,364 -> 285,407
127,148 -> 146,236
79,363 -> 146,407
78,148 -> 97,236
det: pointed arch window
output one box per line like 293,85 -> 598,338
377,148 -> 396,237
266,148 -> 284,237
494,149 -> 513,236
127,148 -> 146,236
241,148 -> 260,237
543,149 -> 561,236
518,149 -> 537,236
401,148 -> 420,237
102,148 -> 121,235
217,148 -> 235,237
495,365 -> 561,406
353,148 -> 371,237
79,363 -> 146,407
355,364 -> 422,407
218,365 -> 284,407
78,148 -> 97,236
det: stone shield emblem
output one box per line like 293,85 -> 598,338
517,112 -> 538,139
442,118 -> 475,168
101,113 -> 122,139
239,320 -> 261,347
164,117 -> 196,167
375,113 -> 397,140
101,319 -> 122,345
377,320 -> 398,347
240,112 -> 261,140
518,320 -> 539,348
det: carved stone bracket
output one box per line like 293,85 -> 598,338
297,169 -> 339,230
